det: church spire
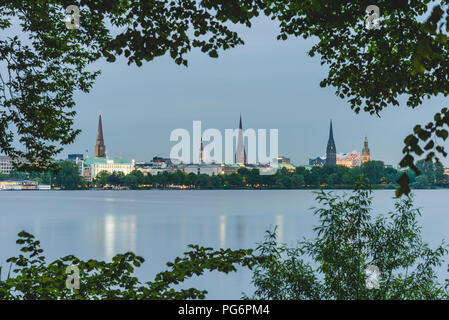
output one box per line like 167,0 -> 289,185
326,119 -> 336,165
329,119 -> 334,141
94,114 -> 106,158
362,135 -> 371,164
235,114 -> 247,164
200,137 -> 205,163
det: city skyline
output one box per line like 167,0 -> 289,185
57,15 -> 448,167
79,113 -> 377,168
3,1 -> 449,304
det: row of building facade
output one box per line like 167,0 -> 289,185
65,115 -> 296,180
2,115 -> 449,180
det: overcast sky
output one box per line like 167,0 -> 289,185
64,16 -> 449,167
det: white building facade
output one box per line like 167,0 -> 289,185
0,156 -> 27,174
0,156 -> 14,174
82,158 -> 135,181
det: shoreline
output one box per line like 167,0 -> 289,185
1,186 -> 447,191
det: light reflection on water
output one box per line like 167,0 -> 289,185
1,189 -> 448,299
220,215 -> 226,249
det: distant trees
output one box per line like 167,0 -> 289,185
1,160 -> 447,190
94,169 -> 150,189
412,160 -> 449,189
8,169 -> 28,181
362,161 -> 385,184
53,161 -> 84,190
123,170 -> 145,189
136,161 -> 406,189
94,171 -> 110,187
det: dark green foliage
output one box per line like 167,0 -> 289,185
0,1 -> 260,171
5,162 -> 446,190
412,159 -> 449,188
362,160 -> 385,184
53,161 -> 84,189
260,1 -> 449,196
94,170 -> 112,187
123,170 -> 145,189
0,231 -> 257,300
247,188 -> 449,300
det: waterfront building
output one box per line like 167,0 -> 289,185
72,157 -> 85,177
151,156 -> 172,165
83,158 -> 135,181
361,136 -> 371,164
326,120 -> 337,165
0,156 -> 27,174
135,157 -> 176,176
136,166 -> 178,176
222,164 -> 241,175
0,180 -> 23,190
235,115 -> 247,164
183,164 -> 223,176
94,114 -> 106,158
0,156 -> 14,174
277,156 -> 291,164
309,156 -> 326,166
79,113 -> 135,180
276,156 -> 296,172
0,180 -> 50,190
68,154 -> 84,161
337,151 -> 360,168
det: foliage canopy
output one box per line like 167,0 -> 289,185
0,0 -> 259,171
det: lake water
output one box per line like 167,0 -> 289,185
1,189 -> 448,299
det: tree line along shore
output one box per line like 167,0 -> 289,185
1,160 -> 447,190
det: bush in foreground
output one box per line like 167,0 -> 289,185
0,232 -> 258,300
247,188 -> 449,299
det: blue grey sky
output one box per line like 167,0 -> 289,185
67,16 -> 448,166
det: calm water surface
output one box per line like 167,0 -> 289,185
1,190 -> 448,299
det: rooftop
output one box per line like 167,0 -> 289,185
83,158 -> 132,165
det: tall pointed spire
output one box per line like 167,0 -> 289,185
329,119 -> 334,141
235,114 -> 247,164
94,114 -> 106,158
326,119 -> 336,165
200,137 -> 205,163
